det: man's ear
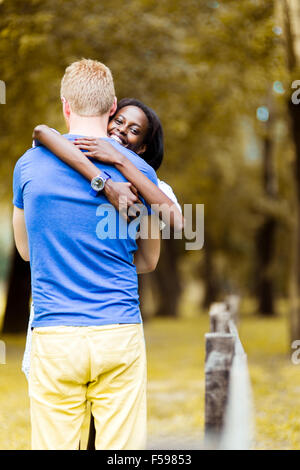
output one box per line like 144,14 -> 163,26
62,97 -> 71,120
109,97 -> 117,117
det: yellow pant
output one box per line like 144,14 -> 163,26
28,323 -> 147,450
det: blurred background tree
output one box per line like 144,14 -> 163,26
0,0 -> 298,341
281,0 -> 300,342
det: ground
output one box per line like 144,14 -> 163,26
0,299 -> 299,450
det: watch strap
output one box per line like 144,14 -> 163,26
89,187 -> 99,197
102,170 -> 111,181
89,171 -> 111,197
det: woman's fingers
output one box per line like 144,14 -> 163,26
73,143 -> 95,150
129,186 -> 142,205
74,141 -> 93,147
74,136 -> 97,142
83,151 -> 95,157
130,185 -> 139,196
74,140 -> 96,147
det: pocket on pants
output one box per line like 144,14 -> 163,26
32,331 -> 71,358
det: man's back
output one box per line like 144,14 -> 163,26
13,135 -> 157,327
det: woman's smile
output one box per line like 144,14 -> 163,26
109,132 -> 127,146
108,105 -> 149,154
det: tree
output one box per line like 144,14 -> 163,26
0,0 -> 289,329
282,0 -> 300,340
254,93 -> 278,316
2,247 -> 31,333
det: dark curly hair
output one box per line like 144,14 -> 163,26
111,98 -> 164,171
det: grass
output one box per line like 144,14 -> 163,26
0,299 -> 299,450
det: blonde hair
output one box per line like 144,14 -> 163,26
60,59 -> 115,116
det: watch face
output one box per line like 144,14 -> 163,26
91,176 -> 105,191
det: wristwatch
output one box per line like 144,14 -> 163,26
90,171 -> 111,196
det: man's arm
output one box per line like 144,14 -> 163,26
134,215 -> 161,274
13,206 -> 30,261
33,125 -> 140,215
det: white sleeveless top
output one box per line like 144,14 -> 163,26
157,179 -> 181,212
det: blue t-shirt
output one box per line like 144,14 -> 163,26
13,134 -> 158,327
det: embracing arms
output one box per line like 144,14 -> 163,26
13,124 -> 162,270
33,126 -> 139,210
73,136 -> 184,231
33,125 -> 184,231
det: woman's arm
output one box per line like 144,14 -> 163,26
33,125 -> 140,214
74,137 -> 185,231
33,125 -> 103,181
33,126 -> 185,230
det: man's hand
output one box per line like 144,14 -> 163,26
104,180 -> 142,220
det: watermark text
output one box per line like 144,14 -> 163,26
95,202 -> 204,251
291,340 -> 300,365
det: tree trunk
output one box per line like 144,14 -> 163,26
137,272 -> 154,321
2,246 -> 31,333
152,236 -> 182,317
288,96 -> 300,339
283,0 -> 300,342
255,101 -> 277,316
255,218 -> 277,316
202,233 -> 220,310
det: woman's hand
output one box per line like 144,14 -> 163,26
104,180 -> 142,220
74,137 -> 124,166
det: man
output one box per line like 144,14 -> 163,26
12,59 -> 160,450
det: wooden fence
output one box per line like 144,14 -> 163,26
204,296 -> 254,450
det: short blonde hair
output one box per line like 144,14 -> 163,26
60,59 -> 115,116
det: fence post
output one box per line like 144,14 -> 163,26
209,302 -> 230,333
204,296 -> 254,450
204,301 -> 236,447
225,294 -> 240,324
204,332 -> 235,444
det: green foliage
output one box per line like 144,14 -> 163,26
0,0 -> 293,295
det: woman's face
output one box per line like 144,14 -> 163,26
107,105 -> 148,155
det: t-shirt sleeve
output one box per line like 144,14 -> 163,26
13,159 -> 24,209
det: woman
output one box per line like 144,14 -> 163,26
23,98 -> 183,448
33,98 -> 184,230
